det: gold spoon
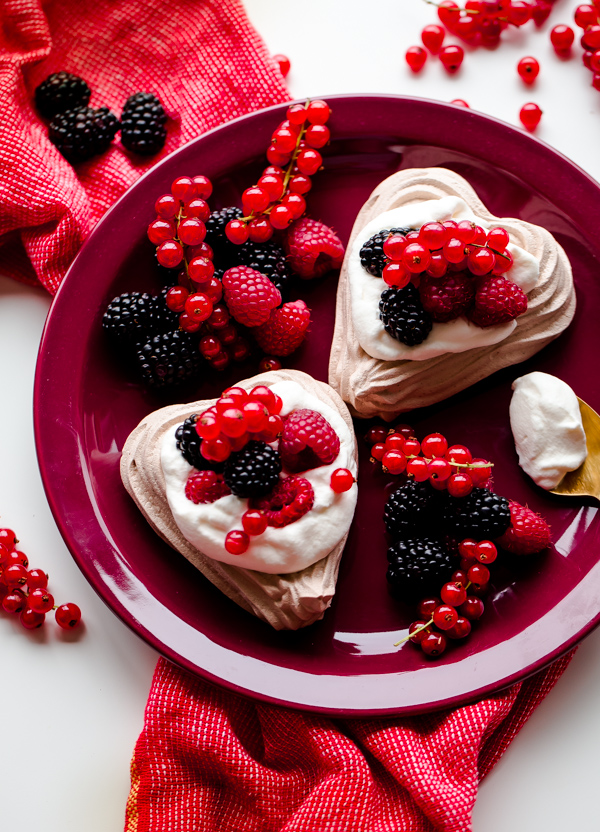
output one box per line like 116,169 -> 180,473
549,398 -> 600,499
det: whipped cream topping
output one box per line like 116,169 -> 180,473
348,196 -> 540,362
509,371 -> 587,489
160,380 -> 358,574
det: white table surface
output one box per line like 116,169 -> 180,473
2,0 -> 600,828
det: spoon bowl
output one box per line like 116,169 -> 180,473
550,398 -> 600,500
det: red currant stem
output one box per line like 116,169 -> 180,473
420,0 -> 483,15
281,101 -> 312,192
393,616 -> 434,647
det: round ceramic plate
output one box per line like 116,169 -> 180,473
34,94 -> 600,716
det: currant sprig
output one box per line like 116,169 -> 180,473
379,221 -> 512,290
223,99 -> 331,245
0,527 -> 82,631
365,425 -> 493,496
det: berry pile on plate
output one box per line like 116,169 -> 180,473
360,220 -> 527,346
175,383 -> 353,555
365,425 -> 551,658
103,99 -> 345,390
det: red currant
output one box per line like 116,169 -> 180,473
447,472 -> 474,497
469,458 -> 492,485
305,124 -> 330,149
447,617 -> 472,639
219,408 -> 247,438
171,176 -> 194,203
26,568 -> 48,589
156,240 -> 183,268
266,145 -> 291,167
191,175 -> 213,200
281,193 -> 306,220
306,99 -> 330,124
365,426 -> 388,445
242,186 -> 271,215
225,219 -> 249,244
443,237 -> 467,264
20,608 -> 45,629
467,246 -> 495,276
269,204 -> 294,230
439,44 -> 464,73
256,174 -> 284,202
385,433 -> 405,451
458,538 -> 478,558
408,620 -> 432,644
426,253 -> 448,278
188,256 -> 214,284
428,458 -> 452,483
273,54 -> 291,77
440,582 -> 467,607
296,148 -> 322,176
517,56 -> 540,84
460,596 -> 485,620
421,25 -> 445,54
55,603 -> 82,629
370,443 -> 386,462
2,589 -> 27,614
402,242 -> 431,273
419,221 -> 448,250
475,540 -> 498,564
247,217 -> 274,243
27,587 -> 54,613
575,4 -> 597,28
406,457 -> 430,481
438,0 -> 461,27
155,194 -> 178,219
288,174 -> 312,194
258,356 -> 282,372
418,597 -> 441,617
147,218 -> 176,245
421,433 -> 448,458
225,530 -> 249,555
201,436 -> 231,463
178,218 -> 206,246
382,450 -> 407,474
242,511 -> 268,536
184,198 -> 211,221
421,632 -> 447,656
195,411 -> 221,440
446,445 -> 472,466
330,468 -> 355,493
551,24 -> 575,52
4,563 -> 27,587
519,102 -> 542,131
450,99 -> 470,108
406,46 -> 428,72
383,262 -> 411,288
507,0 -> 533,25
0,529 -> 17,550
184,292 -> 212,322
286,103 -> 307,125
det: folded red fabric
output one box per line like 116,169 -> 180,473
0,0 -> 289,292
125,653 -> 573,832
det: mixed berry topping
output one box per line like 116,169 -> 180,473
103,99 -> 345,389
174,382 -> 353,557
366,425 -> 551,659
361,220 -> 527,346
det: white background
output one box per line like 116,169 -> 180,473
2,0 -> 600,828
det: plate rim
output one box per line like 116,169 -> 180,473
34,93 -> 600,716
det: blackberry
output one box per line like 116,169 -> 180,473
236,242 -> 292,299
103,292 -> 159,344
359,227 -> 412,277
384,481 -> 436,539
223,440 -> 282,499
441,488 -> 511,540
379,284 -> 433,346
134,330 -> 202,389
120,92 -> 167,156
34,72 -> 91,119
175,415 -> 219,471
386,538 -> 456,604
204,206 -> 243,265
49,105 -> 119,163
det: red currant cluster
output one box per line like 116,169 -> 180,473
400,537 -> 494,657
366,425 -> 492,496
222,99 -> 331,246
0,527 -> 82,631
379,220 -> 512,289
572,4 -> 600,89
150,175 -> 250,370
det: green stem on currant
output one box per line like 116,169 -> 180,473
394,617 -> 434,647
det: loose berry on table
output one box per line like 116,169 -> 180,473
406,46 -> 428,72
519,102 -> 542,130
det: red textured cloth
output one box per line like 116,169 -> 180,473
0,0 -> 289,292
125,653 -> 574,832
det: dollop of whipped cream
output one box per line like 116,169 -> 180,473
160,380 -> 358,574
509,371 -> 587,489
348,195 -> 540,362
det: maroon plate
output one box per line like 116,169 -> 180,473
34,95 -> 600,715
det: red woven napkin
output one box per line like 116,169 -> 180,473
1,2 -> 575,830
126,653 -> 573,832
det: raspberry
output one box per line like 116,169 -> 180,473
185,471 -> 231,504
419,271 -> 475,322
253,299 -> 310,356
284,218 -> 345,279
34,72 -> 91,118
49,105 -> 119,163
280,409 -> 340,473
495,500 -> 551,554
468,275 -> 528,327
222,266 -> 281,327
250,476 -> 314,527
